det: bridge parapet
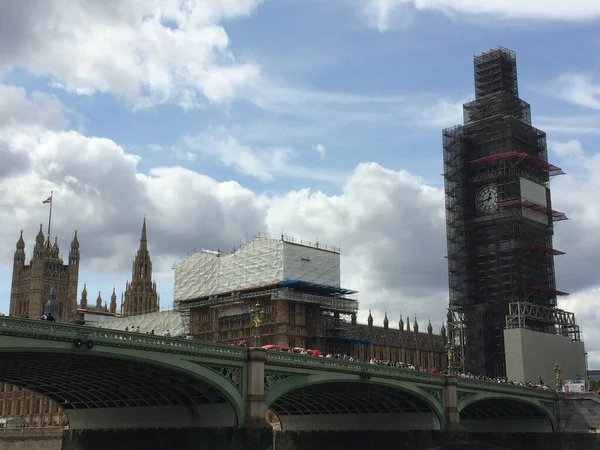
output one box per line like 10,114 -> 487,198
456,377 -> 556,399
0,316 -> 248,360
265,352 -> 445,384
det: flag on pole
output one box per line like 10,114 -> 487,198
42,196 -> 53,204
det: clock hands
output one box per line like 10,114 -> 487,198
477,193 -> 492,205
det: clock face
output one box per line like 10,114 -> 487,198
476,184 -> 498,214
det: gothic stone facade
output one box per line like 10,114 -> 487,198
122,219 -> 159,316
0,384 -> 67,427
2,220 -> 158,427
191,296 -> 448,371
10,225 -> 80,321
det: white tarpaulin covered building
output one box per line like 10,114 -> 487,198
174,235 -> 342,301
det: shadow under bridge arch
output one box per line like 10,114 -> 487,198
267,379 -> 442,431
460,397 -> 555,433
0,350 -> 240,430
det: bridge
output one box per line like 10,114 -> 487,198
0,317 -> 558,436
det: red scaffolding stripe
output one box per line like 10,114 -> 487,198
497,200 -> 568,222
528,286 -> 569,297
469,151 -> 565,176
524,243 -> 566,256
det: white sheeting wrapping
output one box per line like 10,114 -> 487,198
91,310 -> 186,336
174,237 -> 341,301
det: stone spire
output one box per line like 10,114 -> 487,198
35,223 -> 45,246
427,318 -> 433,336
14,230 -> 25,263
123,219 -> 158,316
140,218 -> 147,250
80,284 -> 88,309
70,230 -> 79,250
96,291 -> 102,310
383,312 -> 389,331
406,316 -> 411,332
413,316 -> 419,333
34,223 -> 45,258
399,315 -> 404,331
367,310 -> 373,329
110,288 -> 117,314
69,230 -> 80,266
441,322 -> 447,343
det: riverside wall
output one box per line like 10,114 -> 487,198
274,431 -> 600,450
57,428 -> 600,450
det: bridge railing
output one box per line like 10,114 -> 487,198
455,377 -> 557,397
265,352 -> 446,383
0,426 -> 64,436
265,352 -> 557,395
0,316 -> 248,359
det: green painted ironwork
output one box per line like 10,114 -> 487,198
209,366 -> 244,393
455,378 -> 556,399
265,352 -> 446,385
0,315 -> 558,421
0,316 -> 247,360
421,387 -> 444,406
264,372 -> 294,391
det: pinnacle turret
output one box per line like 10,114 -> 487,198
35,224 -> 44,246
14,231 -> 26,264
16,230 -> 25,250
80,284 -> 88,309
70,230 -> 79,250
110,288 -> 117,314
139,218 -> 147,251
123,218 -> 158,316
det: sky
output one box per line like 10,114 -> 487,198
1,0 -> 600,367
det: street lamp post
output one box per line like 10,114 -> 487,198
250,302 -> 267,348
445,343 -> 454,376
554,363 -> 562,392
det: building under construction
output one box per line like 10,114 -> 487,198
443,48 -> 583,379
173,234 -> 448,368
173,234 -> 359,355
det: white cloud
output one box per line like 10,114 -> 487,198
0,0 -> 263,108
265,164 -> 449,323
537,115 -> 600,135
361,0 -> 600,31
547,73 -> 600,111
312,144 -> 326,158
184,133 -> 347,183
3,86 -> 600,368
414,98 -> 465,129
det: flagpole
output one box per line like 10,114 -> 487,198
47,191 -> 53,236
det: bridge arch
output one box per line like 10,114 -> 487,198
459,393 -> 555,433
266,373 -> 443,431
0,346 -> 244,430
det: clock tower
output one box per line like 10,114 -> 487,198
442,48 -> 580,378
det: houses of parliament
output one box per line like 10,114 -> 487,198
1,219 -> 448,428
1,219 -> 159,427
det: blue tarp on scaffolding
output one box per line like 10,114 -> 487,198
279,279 -> 357,297
326,337 -> 373,346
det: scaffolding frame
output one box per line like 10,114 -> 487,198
505,302 -> 581,341
446,305 -> 466,374
442,47 -> 577,378
175,285 -> 358,336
